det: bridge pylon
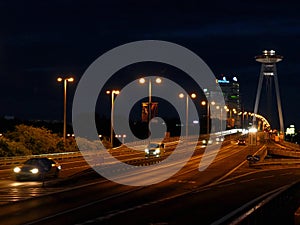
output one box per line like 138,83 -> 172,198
253,50 -> 284,135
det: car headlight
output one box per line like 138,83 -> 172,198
30,168 -> 39,174
145,149 -> 149,154
57,165 -> 62,170
13,167 -> 21,173
202,140 -> 207,144
154,149 -> 160,154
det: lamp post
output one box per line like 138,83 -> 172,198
57,76 -> 74,144
215,105 -> 227,136
139,77 -> 162,142
179,93 -> 196,140
242,111 -> 247,129
115,134 -> 126,144
106,90 -> 120,148
139,77 -> 162,122
201,100 -> 210,135
249,126 -> 258,155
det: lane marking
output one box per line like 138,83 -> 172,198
262,175 -> 275,179
217,183 -> 235,188
210,145 -> 266,185
23,187 -> 145,225
239,178 -> 256,183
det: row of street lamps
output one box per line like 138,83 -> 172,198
106,77 -> 228,145
57,76 -> 263,147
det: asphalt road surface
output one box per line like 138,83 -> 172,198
0,139 -> 299,225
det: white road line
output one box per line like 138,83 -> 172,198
23,187 -> 145,225
210,145 -> 266,185
280,172 -> 293,176
239,178 -> 256,183
262,175 -> 275,179
217,183 -> 235,188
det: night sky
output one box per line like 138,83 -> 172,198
0,0 -> 300,130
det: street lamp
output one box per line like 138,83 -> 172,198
139,77 -> 162,141
57,76 -> 74,144
249,126 -> 258,154
106,90 -> 120,148
179,93 -> 196,140
242,111 -> 248,129
214,105 -> 227,135
115,134 -> 126,144
201,100 -> 210,135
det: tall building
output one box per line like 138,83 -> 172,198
204,75 -> 241,129
217,75 -> 241,128
217,75 -> 241,110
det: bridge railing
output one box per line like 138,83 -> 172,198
0,152 -> 82,166
225,180 -> 300,225
0,129 -> 242,167
281,140 -> 300,150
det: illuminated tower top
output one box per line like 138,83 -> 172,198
255,50 -> 283,64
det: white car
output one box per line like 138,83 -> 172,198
145,143 -> 164,158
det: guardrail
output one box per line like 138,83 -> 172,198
227,180 -> 300,225
281,140 -> 300,150
0,130 -> 241,168
268,147 -> 300,158
0,152 -> 82,166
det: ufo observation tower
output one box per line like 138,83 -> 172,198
253,50 -> 284,134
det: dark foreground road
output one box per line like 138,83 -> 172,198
1,141 -> 300,225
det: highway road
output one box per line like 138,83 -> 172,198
0,138 -> 300,225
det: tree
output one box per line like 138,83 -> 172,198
4,124 -> 76,155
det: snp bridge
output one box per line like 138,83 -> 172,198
253,50 -> 285,138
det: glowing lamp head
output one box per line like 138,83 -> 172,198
139,78 -> 146,84
249,127 -> 258,133
155,77 -> 162,84
190,93 -> 196,99
67,77 -> 74,82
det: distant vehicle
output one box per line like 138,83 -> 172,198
202,139 -> 213,146
215,136 -> 224,143
237,139 -> 246,145
145,143 -> 164,158
13,157 -> 61,181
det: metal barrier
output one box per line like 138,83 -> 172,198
212,181 -> 300,225
281,141 -> 300,150
233,181 -> 300,225
0,130 -> 241,168
0,152 -> 82,166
